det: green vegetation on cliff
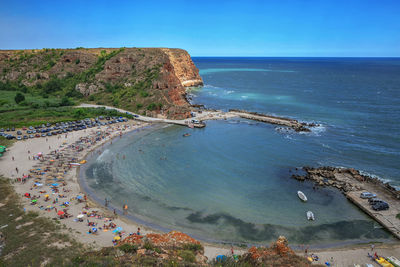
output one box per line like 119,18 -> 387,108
0,47 -> 194,119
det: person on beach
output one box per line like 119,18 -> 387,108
12,156 -> 14,161
137,227 -> 141,235
105,198 -> 108,207
113,209 -> 116,216
15,167 -> 18,173
371,244 -> 375,251
123,204 -> 128,215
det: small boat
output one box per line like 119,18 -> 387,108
183,133 -> 191,137
387,256 -> 400,267
306,211 -> 315,221
297,191 -> 307,202
376,257 -> 395,267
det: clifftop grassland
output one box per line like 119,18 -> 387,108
0,47 -> 203,122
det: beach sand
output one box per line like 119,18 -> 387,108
1,120 -> 399,265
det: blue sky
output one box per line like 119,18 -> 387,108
1,0 -> 399,56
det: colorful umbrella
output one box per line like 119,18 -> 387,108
77,214 -> 84,218
57,211 -> 64,216
113,236 -> 121,240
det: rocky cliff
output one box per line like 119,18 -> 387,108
0,47 -> 203,119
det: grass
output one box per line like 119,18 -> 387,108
0,105 -> 133,128
0,136 -> 14,147
0,176 -> 84,266
0,91 -> 64,112
396,213 -> 400,220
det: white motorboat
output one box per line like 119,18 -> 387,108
297,191 -> 307,202
307,211 -> 315,221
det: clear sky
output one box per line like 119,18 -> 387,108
1,0 -> 399,56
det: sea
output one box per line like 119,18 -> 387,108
81,57 -> 400,246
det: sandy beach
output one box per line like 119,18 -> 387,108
1,120 -> 400,266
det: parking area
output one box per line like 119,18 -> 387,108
0,116 -> 129,141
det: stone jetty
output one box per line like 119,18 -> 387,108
228,109 -> 316,132
292,166 -> 400,239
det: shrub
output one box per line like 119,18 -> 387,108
178,250 -> 196,263
14,92 -> 25,104
60,96 -> 74,106
136,103 -> 143,109
75,59 -> 80,64
147,103 -> 157,111
182,243 -> 203,252
396,213 -> 400,219
118,244 -> 138,253
140,91 -> 149,97
88,95 -> 95,101
143,241 -> 154,251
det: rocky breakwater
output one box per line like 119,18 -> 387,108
293,167 -> 400,239
229,109 -> 318,132
292,166 -> 400,198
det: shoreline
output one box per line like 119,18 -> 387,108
1,119 -> 400,264
77,123 -> 398,250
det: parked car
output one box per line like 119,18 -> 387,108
368,198 -> 385,205
29,135 -> 34,138
360,192 -> 377,199
17,136 -> 22,140
372,202 -> 389,211
17,131 -> 22,135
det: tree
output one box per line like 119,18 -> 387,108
60,96 -> 73,106
14,92 -> 25,104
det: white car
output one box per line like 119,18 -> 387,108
360,192 -> 377,199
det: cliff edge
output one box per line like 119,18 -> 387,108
0,47 -> 203,119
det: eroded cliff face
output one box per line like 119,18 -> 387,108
162,48 -> 203,87
0,47 -> 202,119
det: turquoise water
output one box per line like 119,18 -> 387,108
82,58 -> 400,245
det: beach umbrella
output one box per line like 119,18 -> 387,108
34,183 -> 43,186
44,194 -> 49,198
51,183 -> 59,187
57,211 -> 65,216
76,196 -> 82,199
77,214 -> 84,218
113,227 -> 123,233
31,199 -> 37,203
113,236 -> 121,240
24,193 -> 30,198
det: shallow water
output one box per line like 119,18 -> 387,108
82,58 -> 400,245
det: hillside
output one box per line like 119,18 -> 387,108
0,47 -> 203,119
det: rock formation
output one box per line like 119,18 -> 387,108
0,47 -> 203,119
